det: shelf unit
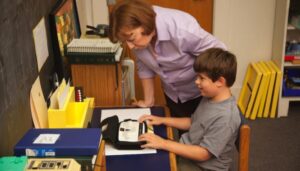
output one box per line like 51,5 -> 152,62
272,0 -> 300,117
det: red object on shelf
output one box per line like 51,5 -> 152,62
285,55 -> 300,61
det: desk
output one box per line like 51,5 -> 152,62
91,106 -> 177,171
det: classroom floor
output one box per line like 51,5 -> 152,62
246,101 -> 300,171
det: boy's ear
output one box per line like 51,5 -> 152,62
216,76 -> 226,87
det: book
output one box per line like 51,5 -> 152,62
67,38 -> 120,53
268,61 -> 282,118
263,61 -> 276,118
238,63 -> 263,119
292,59 -> 300,64
65,38 -> 122,64
66,47 -> 123,64
14,128 -> 101,157
284,55 -> 300,61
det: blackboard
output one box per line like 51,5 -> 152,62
0,0 -> 58,155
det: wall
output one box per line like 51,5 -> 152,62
0,0 -> 57,155
214,0 -> 276,97
76,0 -> 109,34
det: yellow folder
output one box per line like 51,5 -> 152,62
268,61 -> 282,118
238,62 -> 263,118
263,61 -> 276,118
254,61 -> 271,119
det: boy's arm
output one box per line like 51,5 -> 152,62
162,117 -> 191,130
139,115 -> 191,130
139,133 -> 211,161
164,139 -> 211,161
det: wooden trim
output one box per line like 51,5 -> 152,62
164,106 -> 177,171
94,140 -> 106,171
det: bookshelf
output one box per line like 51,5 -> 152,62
272,0 -> 300,117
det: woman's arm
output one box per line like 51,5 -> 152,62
132,77 -> 155,107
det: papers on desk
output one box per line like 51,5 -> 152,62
101,108 -> 157,156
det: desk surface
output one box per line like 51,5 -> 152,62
91,106 -> 177,171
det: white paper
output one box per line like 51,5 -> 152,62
58,80 -> 70,109
101,108 -> 157,156
33,134 -> 60,144
33,17 -> 49,71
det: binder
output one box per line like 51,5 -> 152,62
268,61 -> 282,118
14,128 -> 101,157
238,62 -> 263,118
66,46 -> 123,64
65,38 -> 122,64
67,38 -> 120,53
255,61 -> 271,118
263,61 -> 276,118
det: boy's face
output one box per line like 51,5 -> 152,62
195,73 -> 219,98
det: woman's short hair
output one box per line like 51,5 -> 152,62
109,0 -> 156,43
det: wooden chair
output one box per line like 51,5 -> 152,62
237,124 -> 251,171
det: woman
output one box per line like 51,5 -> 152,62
109,0 -> 226,120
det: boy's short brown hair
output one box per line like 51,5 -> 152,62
193,48 -> 237,87
109,0 -> 156,43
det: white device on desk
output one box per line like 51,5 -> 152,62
26,158 -> 80,171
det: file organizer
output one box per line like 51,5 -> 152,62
247,62 -> 267,120
263,61 -> 276,118
238,63 -> 262,118
254,62 -> 271,119
48,87 -> 95,128
268,61 -> 282,118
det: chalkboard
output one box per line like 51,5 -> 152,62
0,0 -> 58,155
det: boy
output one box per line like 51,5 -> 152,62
139,48 -> 241,171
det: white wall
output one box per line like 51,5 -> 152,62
76,0 -> 109,34
213,0 -> 276,97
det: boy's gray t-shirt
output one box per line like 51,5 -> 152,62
180,96 -> 241,171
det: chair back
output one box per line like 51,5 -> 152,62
238,124 -> 250,171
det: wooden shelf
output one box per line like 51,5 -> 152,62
71,63 -> 123,107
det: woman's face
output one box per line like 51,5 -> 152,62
120,27 -> 155,50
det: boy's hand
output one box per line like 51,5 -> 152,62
139,133 -> 166,149
138,115 -> 163,126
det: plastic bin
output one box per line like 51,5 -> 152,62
48,87 -> 95,128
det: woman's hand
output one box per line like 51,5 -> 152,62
138,114 -> 164,126
139,133 -> 167,149
132,99 -> 153,108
